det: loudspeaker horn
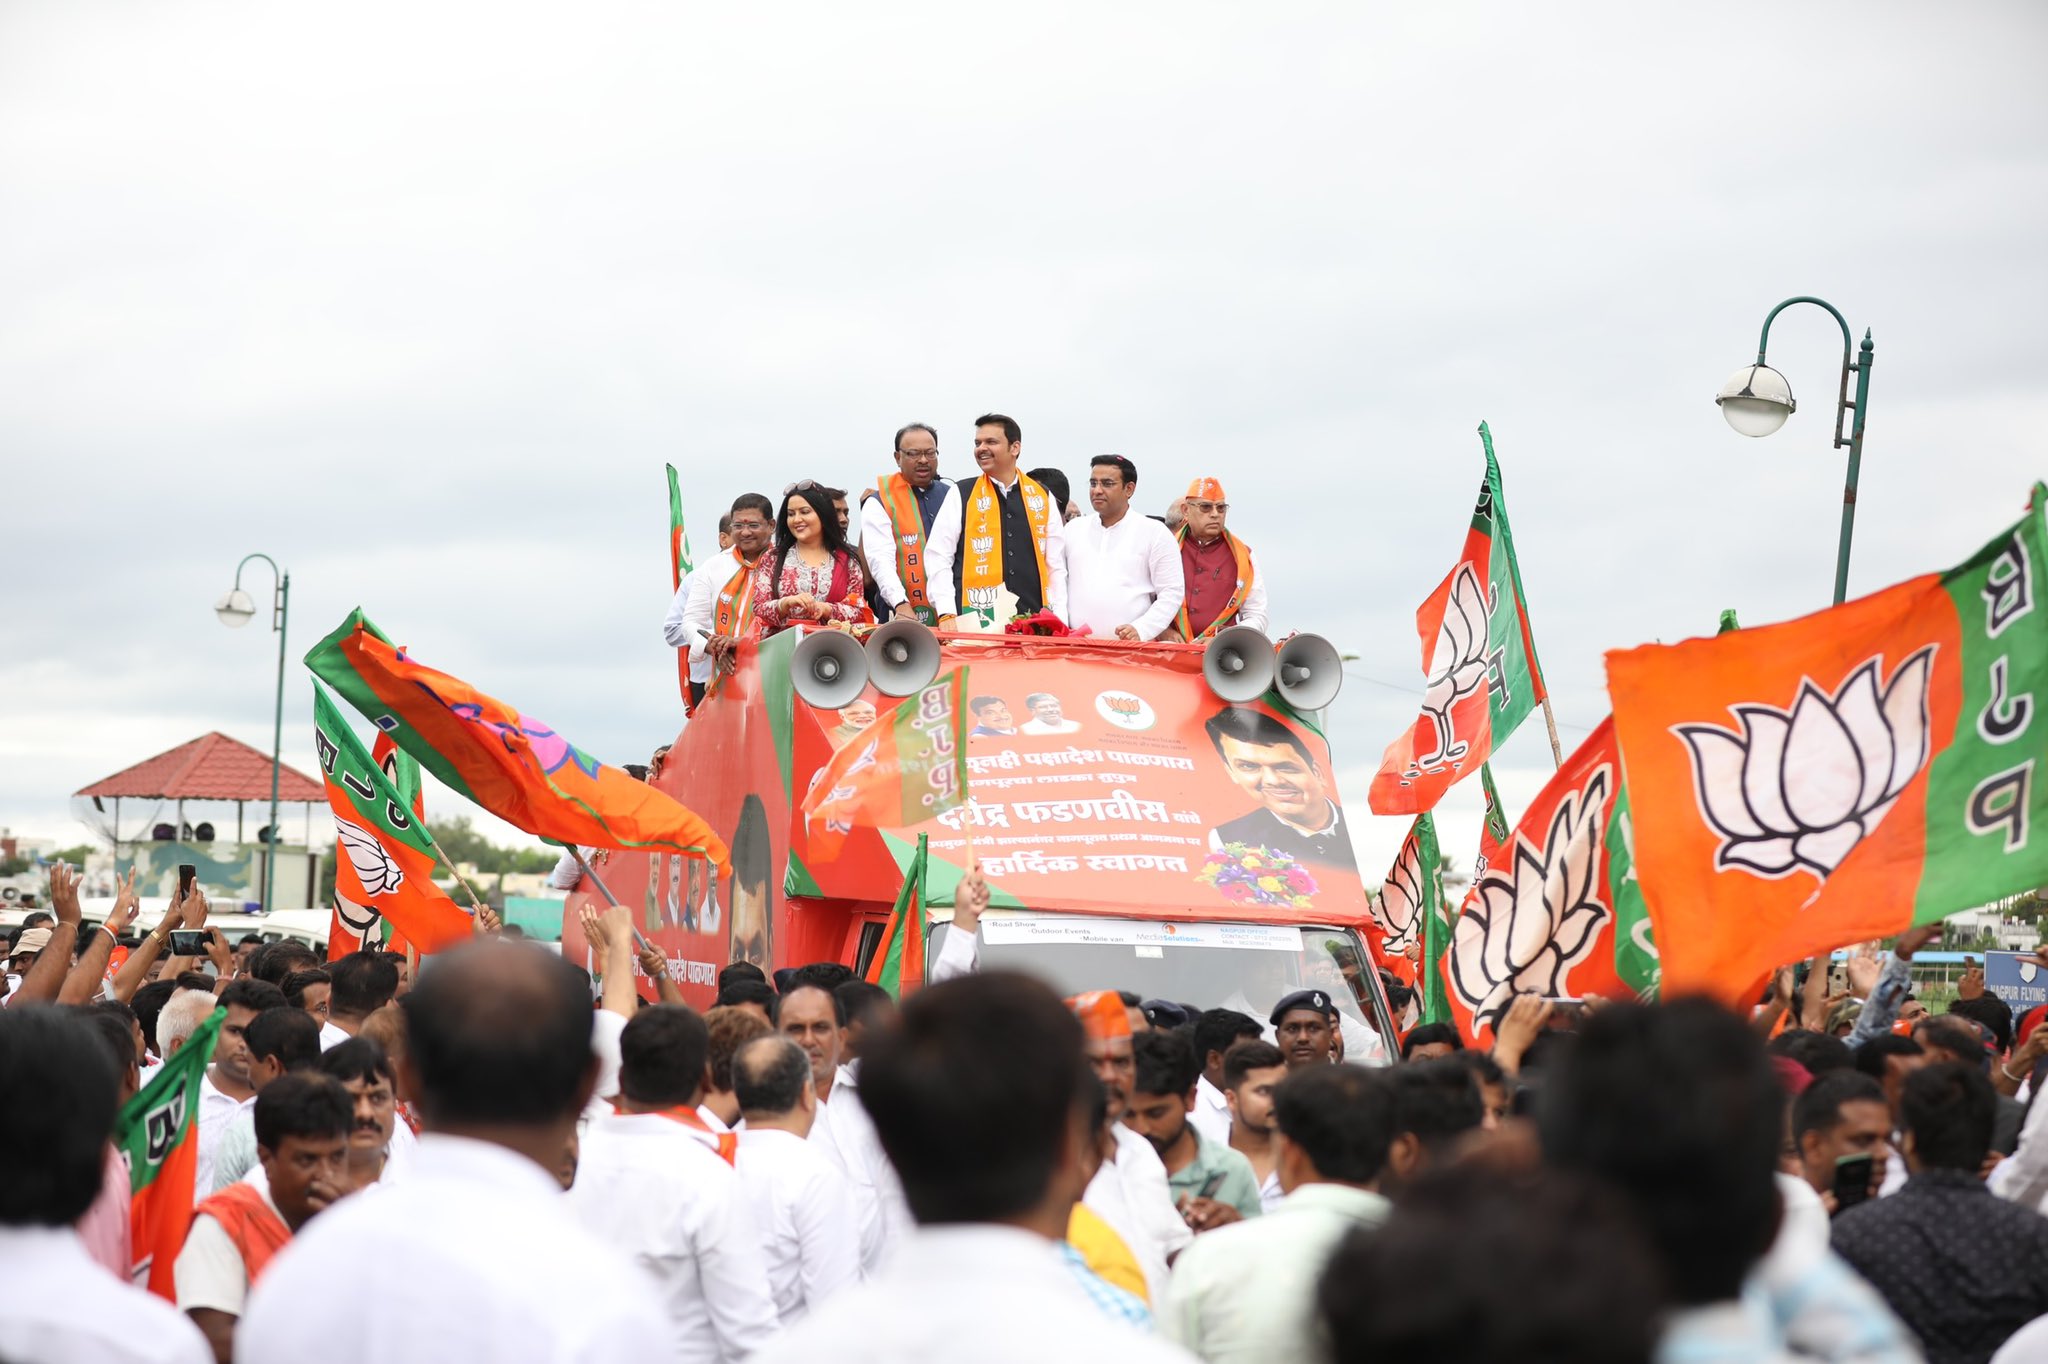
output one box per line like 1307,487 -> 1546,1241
791,629 -> 871,710
1275,633 -> 1344,712
865,619 -> 942,697
1203,626 -> 1277,704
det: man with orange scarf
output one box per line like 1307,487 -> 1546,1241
1170,478 -> 1268,641
953,414 -> 1068,628
666,493 -> 775,710
860,422 -> 961,626
176,1075 -> 351,1363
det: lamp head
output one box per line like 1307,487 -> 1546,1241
1716,363 -> 1795,438
214,588 -> 257,627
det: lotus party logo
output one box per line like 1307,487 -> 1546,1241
336,818 -> 405,896
1372,840 -> 1425,961
1418,564 -> 1494,769
1675,647 -> 1933,882
1450,768 -> 1614,1029
1095,690 -> 1156,731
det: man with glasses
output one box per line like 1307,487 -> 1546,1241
1170,478 -> 1268,641
860,424 -> 962,627
666,492 -> 777,710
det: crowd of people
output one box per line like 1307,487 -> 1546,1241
660,415 -> 1270,706
6,856 -> 2048,1363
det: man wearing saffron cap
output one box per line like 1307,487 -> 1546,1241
1169,479 -> 1268,642
1068,989 -> 1194,1305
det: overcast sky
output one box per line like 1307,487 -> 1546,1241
2,1 -> 2042,893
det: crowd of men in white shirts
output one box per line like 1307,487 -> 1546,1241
10,840 -> 2048,1361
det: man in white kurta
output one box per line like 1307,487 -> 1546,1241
1062,456 -> 1184,641
574,1110 -> 781,1361
239,946 -> 671,1364
732,1036 -> 862,1325
749,970 -> 1192,1364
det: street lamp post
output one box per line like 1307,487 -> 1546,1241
214,554 -> 290,913
1714,297 -> 1874,605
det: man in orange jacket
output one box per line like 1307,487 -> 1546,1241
175,1074 -> 351,1363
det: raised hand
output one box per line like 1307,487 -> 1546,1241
181,884 -> 211,929
1492,993 -> 1553,1074
1958,964 -> 1986,1001
579,905 -> 611,956
952,861 -> 990,933
1845,945 -> 1883,998
474,903 -> 503,937
106,868 -> 141,936
48,864 -> 83,926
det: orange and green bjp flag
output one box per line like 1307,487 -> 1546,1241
1370,814 -> 1451,1025
865,833 -> 929,999
116,1008 -> 222,1298
306,609 -> 730,876
667,463 -> 695,704
1608,486 -> 2048,1003
1442,719 -> 1638,1046
801,669 -> 969,860
314,682 -> 472,956
1371,423 -> 1548,815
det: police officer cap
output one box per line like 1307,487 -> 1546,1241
1268,989 -> 1337,1027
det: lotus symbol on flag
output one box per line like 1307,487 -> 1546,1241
336,818 -> 406,896
1675,647 -> 1934,882
1449,769 -> 1613,1027
1373,841 -> 1425,960
1418,564 -> 1493,768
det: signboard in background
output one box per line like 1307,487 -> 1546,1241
980,915 -> 1304,953
1983,950 -> 2048,1013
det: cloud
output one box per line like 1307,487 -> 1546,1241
2,0 -> 2044,897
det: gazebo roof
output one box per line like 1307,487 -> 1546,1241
75,732 -> 325,804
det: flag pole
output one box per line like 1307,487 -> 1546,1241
1539,697 -> 1564,770
568,846 -> 657,954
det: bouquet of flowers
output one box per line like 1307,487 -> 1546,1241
1198,843 -> 1318,909
1005,610 -> 1077,638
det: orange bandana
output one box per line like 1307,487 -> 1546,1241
1066,990 -> 1132,1041
1184,477 -> 1226,503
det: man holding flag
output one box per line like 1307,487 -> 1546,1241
667,493 -> 776,710
1,1008 -> 213,1362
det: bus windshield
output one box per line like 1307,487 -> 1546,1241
927,914 -> 1396,1060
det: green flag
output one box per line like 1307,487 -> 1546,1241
115,1008 -> 223,1297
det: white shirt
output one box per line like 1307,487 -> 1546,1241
317,1021 -> 351,1051
1085,1123 -> 1193,1306
175,1180 -> 285,1316
1995,1079 -> 2048,1215
1062,512 -> 1184,640
571,1111 -> 781,1363
0,1225 -> 210,1364
1162,1183 -> 1390,1364
668,548 -> 754,675
1256,1167 -> 1283,1213
1190,1076 -> 1233,1148
383,1118 -> 419,1184
195,1072 -> 254,1205
240,1134 -> 670,1364
735,1127 -> 863,1325
751,1224 -> 1192,1364
858,481 -> 961,618
809,1064 -> 911,1274
665,552 -> 745,683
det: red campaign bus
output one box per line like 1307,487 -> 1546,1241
561,627 -> 1401,1055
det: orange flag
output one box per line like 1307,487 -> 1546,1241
1608,488 -> 2048,1002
